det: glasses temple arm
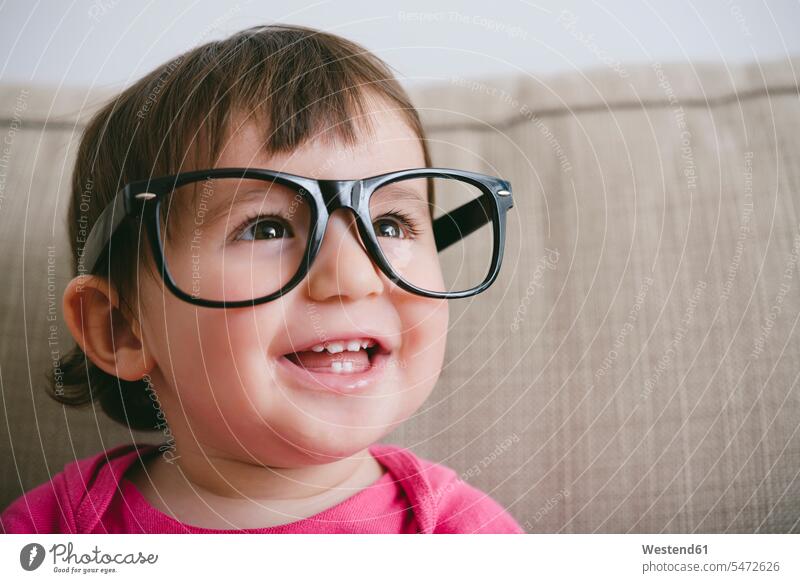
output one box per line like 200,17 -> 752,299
433,193 -> 495,252
81,188 -> 130,274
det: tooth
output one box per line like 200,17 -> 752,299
346,340 -> 362,352
342,361 -> 353,372
331,361 -> 343,373
311,344 -> 325,352
326,342 -> 344,354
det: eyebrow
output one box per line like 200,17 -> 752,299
377,183 -> 427,203
179,183 -> 292,228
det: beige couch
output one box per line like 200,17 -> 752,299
1,57 -> 798,532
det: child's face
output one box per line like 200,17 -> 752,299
137,98 -> 449,465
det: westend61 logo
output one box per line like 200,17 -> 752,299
19,542 -> 158,574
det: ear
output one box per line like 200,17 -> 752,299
62,275 -> 153,381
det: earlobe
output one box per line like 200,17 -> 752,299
62,275 -> 153,381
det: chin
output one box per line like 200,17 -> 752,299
280,424 -> 389,464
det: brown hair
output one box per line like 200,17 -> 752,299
51,23 -> 432,430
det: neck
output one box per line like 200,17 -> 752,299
129,439 -> 386,529
162,441 -> 376,501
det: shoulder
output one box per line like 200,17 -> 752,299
370,443 -> 524,534
1,442 -> 159,534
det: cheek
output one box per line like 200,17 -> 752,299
395,295 -> 449,399
382,239 -> 446,292
192,313 -> 278,405
142,292 -> 280,415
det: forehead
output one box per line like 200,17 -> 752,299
214,95 -> 426,180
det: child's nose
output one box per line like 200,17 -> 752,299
305,208 -> 385,302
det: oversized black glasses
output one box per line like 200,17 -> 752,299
82,167 -> 514,308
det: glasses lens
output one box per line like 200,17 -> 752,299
158,177 -> 312,302
370,175 -> 496,294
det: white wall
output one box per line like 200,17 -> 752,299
1,0 -> 799,89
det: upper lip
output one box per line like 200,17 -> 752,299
277,328 -> 398,356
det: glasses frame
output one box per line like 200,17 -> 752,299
82,167 -> 514,308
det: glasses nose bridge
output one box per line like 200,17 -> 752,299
318,178 -> 362,215
314,177 -> 369,256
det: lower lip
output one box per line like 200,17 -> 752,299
275,351 -> 391,395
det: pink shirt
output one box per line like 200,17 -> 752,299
1,442 -> 523,534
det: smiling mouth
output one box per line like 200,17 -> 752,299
278,337 -> 393,394
282,338 -> 387,374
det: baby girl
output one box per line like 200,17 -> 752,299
1,23 -> 521,534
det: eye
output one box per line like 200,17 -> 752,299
374,217 -> 405,239
373,209 -> 423,239
233,215 -> 293,242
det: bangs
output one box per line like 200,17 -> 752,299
125,24 -> 419,178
